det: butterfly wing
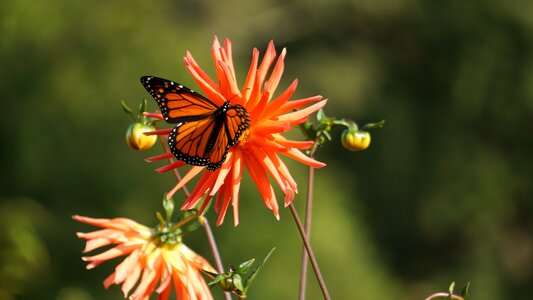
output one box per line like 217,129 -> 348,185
205,105 -> 250,170
167,117 -> 217,167
224,105 -> 250,146
140,76 -> 218,123
141,76 -> 250,171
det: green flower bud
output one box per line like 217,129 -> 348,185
217,274 -> 237,292
126,123 -> 157,151
341,129 -> 371,151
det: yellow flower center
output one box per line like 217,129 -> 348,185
237,129 -> 250,146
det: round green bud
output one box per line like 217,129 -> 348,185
341,129 -> 371,151
125,123 -> 157,151
218,275 -> 237,292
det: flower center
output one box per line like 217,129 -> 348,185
237,129 -> 250,146
154,224 -> 182,246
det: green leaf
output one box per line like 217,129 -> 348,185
317,109 -> 327,122
298,121 -> 317,141
201,269 -> 218,279
181,221 -> 201,237
243,247 -> 276,293
448,281 -> 456,294
121,100 -> 133,114
121,100 -> 135,120
233,274 -> 244,292
460,282 -> 470,300
322,130 -> 332,141
362,119 -> 385,130
237,258 -> 255,275
207,274 -> 224,287
138,98 -> 147,114
155,212 -> 165,227
163,197 -> 174,222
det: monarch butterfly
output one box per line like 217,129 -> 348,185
141,76 -> 250,171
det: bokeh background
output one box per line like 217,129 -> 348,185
1,0 -> 532,299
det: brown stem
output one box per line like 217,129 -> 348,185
199,216 -> 225,274
289,203 -> 331,300
424,293 -> 464,300
298,158 -> 315,300
155,130 -> 231,300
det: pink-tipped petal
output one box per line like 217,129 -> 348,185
215,60 -> 240,100
181,172 -> 215,210
184,53 -> 225,106
208,152 -> 233,197
243,154 -> 279,215
145,152 -> 174,162
223,38 -> 236,83
256,41 -> 277,89
277,99 -> 328,125
276,95 -> 324,115
242,48 -> 259,100
261,79 -> 298,120
155,161 -> 187,173
265,48 -> 286,99
215,184 -> 232,226
166,166 -> 205,199
103,272 -> 117,289
231,151 -> 243,227
143,128 -> 172,136
121,260 -> 142,296
252,121 -> 291,135
143,112 -> 164,120
273,135 -> 314,149
251,148 -> 287,193
85,244 -> 137,262
282,148 -> 327,168
198,194 -> 214,216
84,237 -> 113,252
249,89 -> 271,121
114,249 -> 140,284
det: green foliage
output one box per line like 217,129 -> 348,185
301,109 -> 384,152
461,282 -> 471,300
207,248 -> 276,298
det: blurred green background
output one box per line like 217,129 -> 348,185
1,0 -> 532,299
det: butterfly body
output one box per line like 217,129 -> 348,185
141,76 -> 250,171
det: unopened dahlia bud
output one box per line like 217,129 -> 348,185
126,122 -> 157,150
341,128 -> 371,151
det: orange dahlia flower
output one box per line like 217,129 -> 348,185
73,215 -> 215,300
146,37 -> 327,226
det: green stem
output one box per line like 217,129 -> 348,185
298,151 -> 316,300
170,214 -> 197,231
289,203 -> 331,300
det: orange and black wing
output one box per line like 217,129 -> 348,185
168,104 -> 250,171
167,117 -> 218,167
205,105 -> 250,170
141,76 -> 250,171
140,76 -> 218,123
224,105 -> 250,146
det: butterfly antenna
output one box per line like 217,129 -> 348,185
228,88 -> 251,102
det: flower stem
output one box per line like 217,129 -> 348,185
424,293 -> 464,300
155,131 -> 231,300
289,203 -> 331,300
298,156 -> 315,300
171,214 -> 197,231
199,216 -> 225,275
